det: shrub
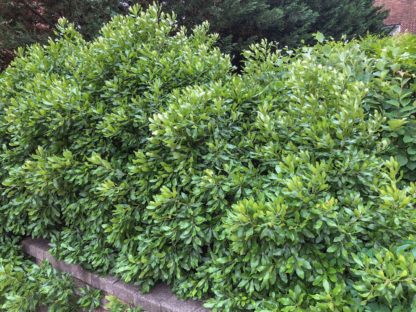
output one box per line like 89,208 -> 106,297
362,35 -> 416,180
77,286 -> 103,311
0,0 -> 388,70
1,5 -> 416,311
0,237 -> 105,311
292,34 -> 416,180
0,237 -> 75,311
0,0 -> 126,70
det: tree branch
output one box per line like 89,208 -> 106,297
21,0 -> 55,29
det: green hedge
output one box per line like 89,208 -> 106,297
302,34 -> 416,181
1,5 -> 416,311
0,237 -> 103,311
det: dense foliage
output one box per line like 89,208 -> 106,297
159,0 -> 388,59
1,0 -> 388,69
0,0 -> 126,70
1,5 -> 416,311
0,237 -> 103,311
302,35 -> 416,180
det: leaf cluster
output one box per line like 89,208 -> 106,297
0,238 -> 107,311
297,34 -> 416,180
0,5 -> 416,311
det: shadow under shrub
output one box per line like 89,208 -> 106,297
1,5 -> 416,311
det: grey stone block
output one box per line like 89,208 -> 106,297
97,275 -> 119,294
22,239 -> 211,312
73,277 -> 88,290
133,283 -> 174,312
109,281 -> 138,305
56,259 -> 76,273
89,273 -> 106,290
146,283 -> 173,302
194,307 -> 211,312
34,238 -> 50,251
68,264 -> 86,280
22,238 -> 47,260
43,252 -> 60,267
160,295 -> 204,312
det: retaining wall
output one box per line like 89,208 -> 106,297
22,238 -> 209,312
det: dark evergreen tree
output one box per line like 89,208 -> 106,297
154,0 -> 317,55
306,0 -> 389,40
155,0 -> 388,62
0,0 -> 127,70
0,0 -> 388,70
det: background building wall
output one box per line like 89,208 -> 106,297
374,0 -> 416,33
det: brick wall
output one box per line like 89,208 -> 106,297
374,0 -> 416,33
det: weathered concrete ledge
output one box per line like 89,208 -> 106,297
22,238 -> 209,312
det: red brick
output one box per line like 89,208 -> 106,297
375,0 -> 416,33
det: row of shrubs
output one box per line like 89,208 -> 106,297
0,236 -> 119,311
1,5 -> 416,311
